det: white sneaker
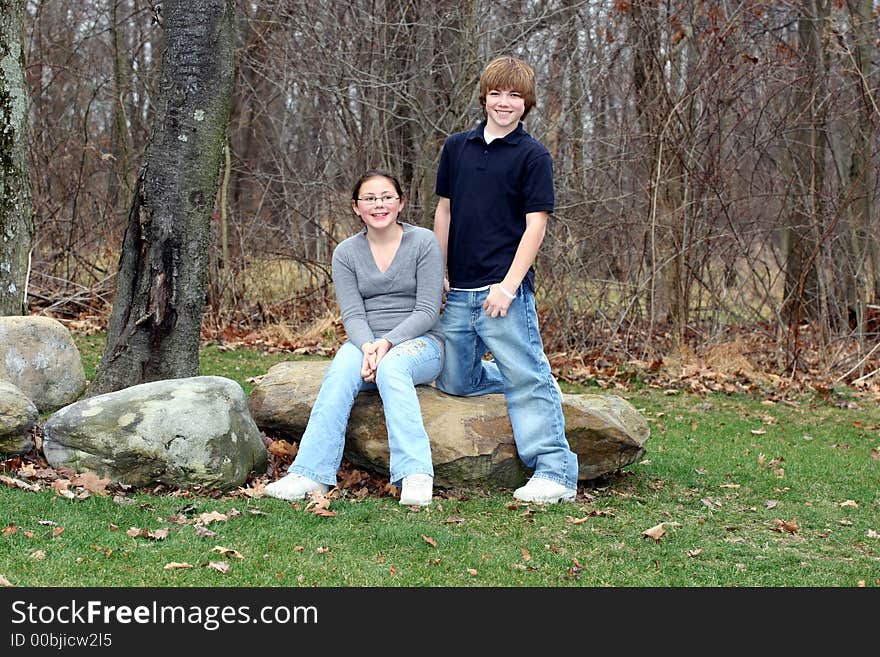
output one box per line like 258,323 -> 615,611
399,473 -> 433,506
264,473 -> 329,501
513,477 -> 576,504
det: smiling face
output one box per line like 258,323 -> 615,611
484,89 -> 526,136
478,56 -> 537,127
352,175 -> 405,232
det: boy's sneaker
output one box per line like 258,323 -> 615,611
399,473 -> 433,506
264,473 -> 329,501
513,477 -> 576,504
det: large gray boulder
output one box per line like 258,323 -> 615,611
0,379 -> 38,455
43,376 -> 267,490
248,360 -> 649,488
0,316 -> 86,413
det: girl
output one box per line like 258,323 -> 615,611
265,170 -> 444,506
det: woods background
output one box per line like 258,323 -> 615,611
15,0 -> 880,382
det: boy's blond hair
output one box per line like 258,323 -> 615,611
478,56 -> 537,120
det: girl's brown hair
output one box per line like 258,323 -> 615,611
351,169 -> 404,202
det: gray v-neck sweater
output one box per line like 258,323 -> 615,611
332,223 -> 444,355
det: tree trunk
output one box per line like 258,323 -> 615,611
109,0 -> 134,219
630,0 -> 688,343
90,0 -> 236,395
782,1 -> 829,328
0,0 -> 32,316
844,0 -> 877,321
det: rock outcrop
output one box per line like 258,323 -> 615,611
0,379 -> 38,455
43,376 -> 267,490
248,361 -> 649,488
0,316 -> 86,413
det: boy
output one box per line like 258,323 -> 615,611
433,55 -> 578,503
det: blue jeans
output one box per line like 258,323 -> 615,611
435,287 -> 578,489
290,337 -> 441,487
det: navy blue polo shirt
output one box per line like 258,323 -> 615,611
435,120 -> 554,291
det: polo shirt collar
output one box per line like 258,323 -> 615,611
466,120 -> 527,145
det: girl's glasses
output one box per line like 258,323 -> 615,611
357,195 -> 399,206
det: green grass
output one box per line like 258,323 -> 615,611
72,333 -> 298,396
1,336 -> 878,586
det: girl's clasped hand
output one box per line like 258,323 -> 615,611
360,339 -> 391,382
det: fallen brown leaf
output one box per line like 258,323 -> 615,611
305,493 -> 331,512
773,517 -> 799,534
52,480 -> 76,499
198,511 -> 229,524
0,574 -> 11,586
211,546 -> 244,560
686,548 -> 702,557
338,468 -> 368,489
642,523 -> 666,542
207,561 -> 230,574
316,546 -> 329,554
163,562 -> 193,570
445,517 -> 465,524
193,524 -> 217,538
0,475 -> 39,491
2,523 -> 17,535
30,550 -> 46,560
839,500 -> 859,508
241,483 -> 264,498
71,472 -> 111,495
421,535 -> 438,548
521,548 -> 531,562
466,568 -> 478,576
565,515 -> 590,524
268,440 -> 299,459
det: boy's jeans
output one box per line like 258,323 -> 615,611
290,337 -> 441,487
435,286 -> 579,489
